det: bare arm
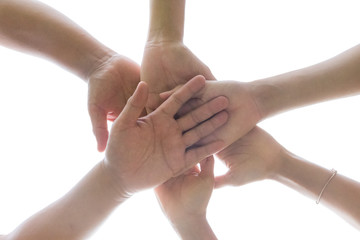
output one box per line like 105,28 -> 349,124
0,0 -> 115,80
5,162 -> 126,240
148,0 -> 185,43
0,0 -> 144,152
216,127 -> 360,230
1,77 -> 227,239
141,0 -> 215,112
253,44 -> 360,119
274,150 -> 360,229
182,44 -> 360,148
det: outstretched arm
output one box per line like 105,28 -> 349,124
4,162 -> 127,240
166,44 -> 360,148
2,76 -> 227,239
252,44 -> 360,119
216,127 -> 360,230
0,0 -> 141,152
0,0 -> 112,79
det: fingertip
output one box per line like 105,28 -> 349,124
159,91 -> 170,100
194,75 -> 206,85
129,81 -> 149,108
97,143 -> 106,152
136,81 -> 148,98
200,156 -> 215,177
217,96 -> 229,109
95,130 -> 108,152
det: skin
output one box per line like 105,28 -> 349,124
156,44 -> 360,237
2,77 -> 228,240
141,0 -> 215,112
161,44 -> 360,149
216,126 -> 360,230
155,156 -> 217,240
0,0 -> 140,152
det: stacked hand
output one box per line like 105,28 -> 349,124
141,41 -> 216,111
104,76 -> 228,197
87,54 -> 141,152
215,126 -> 284,188
155,156 -> 217,239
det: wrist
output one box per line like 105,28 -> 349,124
81,47 -> 117,81
269,148 -> 294,181
99,159 -> 132,202
249,77 -> 283,120
172,215 -> 216,240
147,0 -> 185,43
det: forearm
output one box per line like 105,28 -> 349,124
6,161 -> 128,240
0,0 -> 115,80
171,216 -> 217,240
147,0 -> 185,43
272,150 -> 360,230
252,44 -> 360,119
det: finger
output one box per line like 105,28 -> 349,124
159,86 -> 181,100
119,81 -> 148,125
199,156 -> 215,178
158,75 -> 205,116
185,140 -> 224,170
88,105 -> 108,152
145,92 -> 161,114
184,165 -> 201,176
194,132 -> 221,147
199,65 -> 216,80
183,111 -> 228,147
176,98 -> 204,118
214,173 -> 231,189
177,96 -> 229,131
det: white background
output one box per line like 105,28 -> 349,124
0,0 -> 360,239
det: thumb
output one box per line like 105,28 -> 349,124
159,85 -> 182,100
88,105 -> 108,152
199,156 -> 215,178
199,65 -> 216,81
214,173 -> 231,189
117,81 -> 148,125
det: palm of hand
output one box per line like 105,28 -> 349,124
107,113 -> 188,194
155,157 -> 214,221
141,42 -> 215,111
215,127 -> 283,188
104,76 -> 228,196
88,55 -> 140,151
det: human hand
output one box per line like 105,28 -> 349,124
155,156 -> 217,240
161,80 -> 262,148
88,54 -> 140,152
141,41 -> 215,112
155,156 -> 215,224
215,126 -> 284,188
104,76 -> 228,197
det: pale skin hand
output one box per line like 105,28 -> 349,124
87,55 -> 140,152
104,76 -> 228,196
155,156 -> 217,240
0,76 -> 228,240
215,126 -> 283,188
0,0 -> 141,152
162,44 -> 360,149
216,126 -> 360,230
141,0 -> 215,112
161,80 -> 262,149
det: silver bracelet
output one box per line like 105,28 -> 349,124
316,168 -> 337,204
